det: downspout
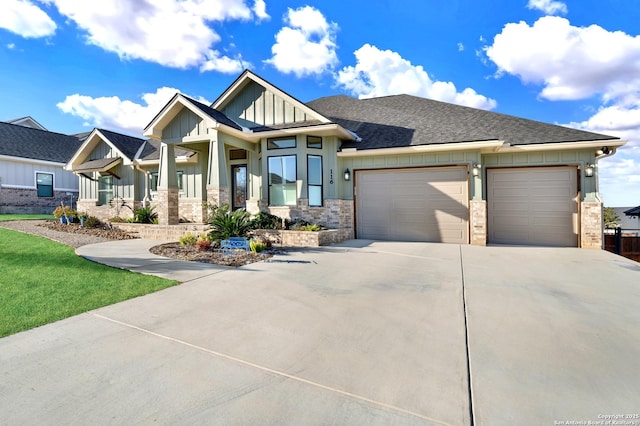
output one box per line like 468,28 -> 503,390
594,147 -> 617,202
134,163 -> 152,207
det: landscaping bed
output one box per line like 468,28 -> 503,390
149,242 -> 275,267
39,220 -> 137,241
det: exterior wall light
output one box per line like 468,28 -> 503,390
585,163 -> 595,177
344,168 -> 351,181
596,147 -> 610,156
472,163 -> 481,177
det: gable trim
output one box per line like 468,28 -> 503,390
65,129 -> 132,171
143,94 -> 217,140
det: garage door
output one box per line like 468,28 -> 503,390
487,167 -> 578,247
356,167 -> 469,243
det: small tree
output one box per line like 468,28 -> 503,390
603,207 -> 620,229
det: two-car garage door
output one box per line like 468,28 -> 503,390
356,167 -> 469,243
487,167 -> 578,247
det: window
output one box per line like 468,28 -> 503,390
177,171 -> 184,191
307,136 -> 322,149
268,155 -> 296,205
150,171 -> 182,191
98,175 -> 113,206
268,137 -> 296,150
150,172 -> 159,191
307,155 -> 323,207
36,172 -> 53,197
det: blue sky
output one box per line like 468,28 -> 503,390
0,0 -> 638,206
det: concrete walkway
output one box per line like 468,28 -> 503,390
1,240 -> 639,425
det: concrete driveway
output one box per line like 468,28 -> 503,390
1,241 -> 639,425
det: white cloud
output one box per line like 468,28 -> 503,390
484,16 -> 640,103
7,43 -> 16,49
57,87 -> 210,135
458,42 -> 464,52
265,6 -> 339,77
43,0 -> 262,72
526,0 -> 567,15
0,0 -> 56,38
336,44 -> 497,110
565,103 -> 640,206
253,0 -> 269,20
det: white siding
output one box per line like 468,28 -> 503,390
0,158 -> 78,190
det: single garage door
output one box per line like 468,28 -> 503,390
487,167 -> 578,247
356,167 -> 469,243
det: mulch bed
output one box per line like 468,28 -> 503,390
149,242 -> 274,267
39,221 -> 137,240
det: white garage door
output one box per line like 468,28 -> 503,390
487,167 -> 578,247
356,167 -> 469,243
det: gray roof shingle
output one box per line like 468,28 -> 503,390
96,128 -> 146,161
306,94 -> 617,150
0,121 -> 82,163
185,97 -> 243,131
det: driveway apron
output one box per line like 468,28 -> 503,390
0,242 -> 470,426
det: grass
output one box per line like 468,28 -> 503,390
0,213 -> 53,221
0,228 -> 178,337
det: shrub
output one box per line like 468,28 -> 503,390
250,239 -> 267,253
134,206 -> 157,224
289,220 -> 326,232
250,212 -> 285,230
195,237 -> 212,252
109,216 -> 127,223
52,205 -> 75,219
179,233 -> 198,246
206,203 -> 252,242
84,216 -> 101,228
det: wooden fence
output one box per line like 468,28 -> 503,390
604,228 -> 640,262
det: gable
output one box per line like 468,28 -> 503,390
89,140 -> 120,161
221,80 -> 315,129
162,108 -> 208,140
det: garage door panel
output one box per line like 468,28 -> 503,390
356,167 -> 469,243
488,167 -> 578,247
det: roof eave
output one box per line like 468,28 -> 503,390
496,139 -> 626,153
337,140 -> 506,157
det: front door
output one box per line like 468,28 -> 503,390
232,165 -> 247,210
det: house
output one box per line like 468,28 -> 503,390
73,70 -> 626,248
65,128 -> 197,220
0,120 -> 82,214
618,206 -> 640,230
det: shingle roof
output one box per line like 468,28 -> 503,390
96,128 -> 146,161
0,121 -> 82,163
306,94 -> 618,150
185,97 -> 243,131
623,206 -> 640,216
75,157 -> 121,172
138,139 -> 195,161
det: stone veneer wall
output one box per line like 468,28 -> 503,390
112,223 -> 210,241
580,201 -> 603,249
254,228 -> 353,247
75,199 -> 141,221
470,200 -> 487,246
206,187 -> 229,208
266,199 -> 354,230
0,188 -> 78,215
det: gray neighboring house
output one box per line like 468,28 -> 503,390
0,120 -> 82,214
613,206 -> 640,230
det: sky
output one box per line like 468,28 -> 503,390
0,0 -> 638,207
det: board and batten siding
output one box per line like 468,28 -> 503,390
162,109 -> 209,140
0,158 -> 78,190
222,81 -> 310,128
340,150 -> 479,200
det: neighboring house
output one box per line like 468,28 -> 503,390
0,120 -> 81,214
71,70 -> 625,248
65,128 -> 196,220
618,206 -> 640,230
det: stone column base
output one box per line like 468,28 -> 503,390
470,200 -> 487,246
580,201 -> 603,249
156,187 -> 179,225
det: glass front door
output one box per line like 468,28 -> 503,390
232,165 -> 247,210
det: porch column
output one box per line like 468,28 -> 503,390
206,133 -> 230,207
157,142 -> 179,225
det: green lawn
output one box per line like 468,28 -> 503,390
0,213 -> 53,221
0,228 -> 178,337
